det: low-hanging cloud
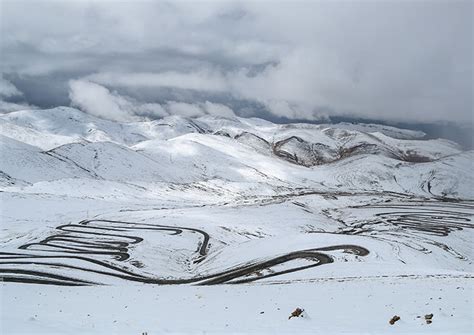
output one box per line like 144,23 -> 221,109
68,79 -> 235,121
1,1 -> 472,124
0,76 -> 23,98
202,101 -> 235,118
69,79 -> 154,121
0,100 -> 37,114
0,75 -> 38,113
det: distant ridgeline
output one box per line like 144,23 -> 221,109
269,115 -> 473,150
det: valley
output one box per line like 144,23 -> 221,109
0,107 -> 472,333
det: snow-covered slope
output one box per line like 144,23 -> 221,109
0,107 -> 469,197
1,107 -> 472,334
0,135 -> 92,184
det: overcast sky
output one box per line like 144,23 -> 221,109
0,0 -> 472,125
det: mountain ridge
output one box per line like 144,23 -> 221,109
0,107 -> 472,199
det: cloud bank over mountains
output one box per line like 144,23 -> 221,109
0,0 -> 472,124
69,79 -> 236,122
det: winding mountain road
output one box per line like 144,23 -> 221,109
0,219 -> 368,286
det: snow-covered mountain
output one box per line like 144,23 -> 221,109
1,107 -> 473,334
0,107 -> 470,198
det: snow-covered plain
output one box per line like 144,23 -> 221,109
0,107 -> 473,334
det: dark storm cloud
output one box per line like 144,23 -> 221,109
0,0 -> 472,125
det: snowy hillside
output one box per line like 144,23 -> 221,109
0,107 -> 469,197
0,107 -> 472,334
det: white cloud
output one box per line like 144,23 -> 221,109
2,1 -> 472,123
203,101 -> 235,118
0,75 -> 38,113
69,80 -> 135,121
0,100 -> 36,114
0,76 -> 23,98
68,79 -> 236,121
165,102 -> 204,118
68,80 -> 167,122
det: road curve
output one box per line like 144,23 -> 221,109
0,219 -> 368,286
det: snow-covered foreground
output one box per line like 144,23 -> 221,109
2,276 -> 471,334
0,107 -> 473,333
